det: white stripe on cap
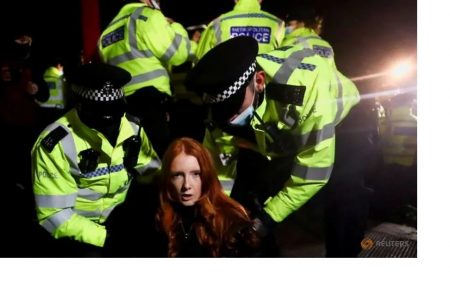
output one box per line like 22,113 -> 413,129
72,81 -> 124,102
203,61 -> 256,103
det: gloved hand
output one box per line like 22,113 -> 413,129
252,209 -> 277,238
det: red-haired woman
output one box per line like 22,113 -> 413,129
156,137 -> 259,257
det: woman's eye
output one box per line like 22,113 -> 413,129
193,172 -> 201,177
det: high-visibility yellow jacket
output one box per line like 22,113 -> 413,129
379,97 -> 417,167
98,3 -> 190,96
196,0 -> 285,59
39,66 -> 66,109
199,0 -> 284,192
32,109 -> 161,247
282,27 -> 360,124
206,43 -> 359,222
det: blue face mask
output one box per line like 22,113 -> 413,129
285,26 -> 294,35
229,102 -> 255,126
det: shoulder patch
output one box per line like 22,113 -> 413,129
41,126 -> 68,152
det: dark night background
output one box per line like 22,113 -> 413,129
1,0 -> 416,94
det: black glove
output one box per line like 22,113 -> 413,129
252,209 -> 277,238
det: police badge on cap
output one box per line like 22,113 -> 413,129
68,63 -> 131,103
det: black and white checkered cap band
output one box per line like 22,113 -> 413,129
203,61 -> 256,103
72,81 -> 124,102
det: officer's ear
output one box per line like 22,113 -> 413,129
255,71 -> 266,93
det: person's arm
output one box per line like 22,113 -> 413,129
143,9 -> 190,67
134,127 -> 161,184
32,134 -> 107,247
263,131 -> 335,222
263,88 -> 336,223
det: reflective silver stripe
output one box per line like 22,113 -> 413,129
221,13 -> 281,24
128,69 -> 168,86
161,33 -> 183,62
300,123 -> 335,148
78,182 -> 130,201
213,18 -> 222,43
186,36 -> 193,58
333,71 -> 344,125
43,123 -> 81,177
107,49 -> 154,65
73,209 -> 101,218
220,179 -> 235,191
78,188 -> 104,201
106,7 -> 155,65
294,36 -> 311,48
35,194 -> 77,208
74,206 -> 116,219
304,36 -> 323,41
129,7 -> 144,49
273,48 -> 315,83
291,164 -> 333,181
135,158 -> 161,175
41,208 -> 74,234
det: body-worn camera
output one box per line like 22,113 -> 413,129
79,149 -> 101,174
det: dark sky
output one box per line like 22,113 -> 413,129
1,0 -> 416,93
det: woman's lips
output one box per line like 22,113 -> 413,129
181,194 -> 192,201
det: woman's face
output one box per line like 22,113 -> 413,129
170,152 -> 202,207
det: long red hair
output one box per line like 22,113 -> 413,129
156,137 -> 256,257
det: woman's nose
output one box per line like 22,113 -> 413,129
182,177 -> 191,190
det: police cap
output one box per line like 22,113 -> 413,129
68,63 -> 131,103
185,36 -> 258,123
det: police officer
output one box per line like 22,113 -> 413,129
281,3 -> 373,257
36,57 -> 67,131
196,0 -> 285,59
186,36 -> 359,256
197,0 -> 285,195
31,63 -> 161,256
374,92 -> 417,224
98,0 -> 190,158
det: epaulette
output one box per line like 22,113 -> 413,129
41,126 -> 68,152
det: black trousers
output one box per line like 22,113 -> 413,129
320,103 -> 376,257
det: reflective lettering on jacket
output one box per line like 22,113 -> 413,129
98,3 -> 190,96
230,26 -> 271,43
196,0 -> 285,59
32,109 -> 161,247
